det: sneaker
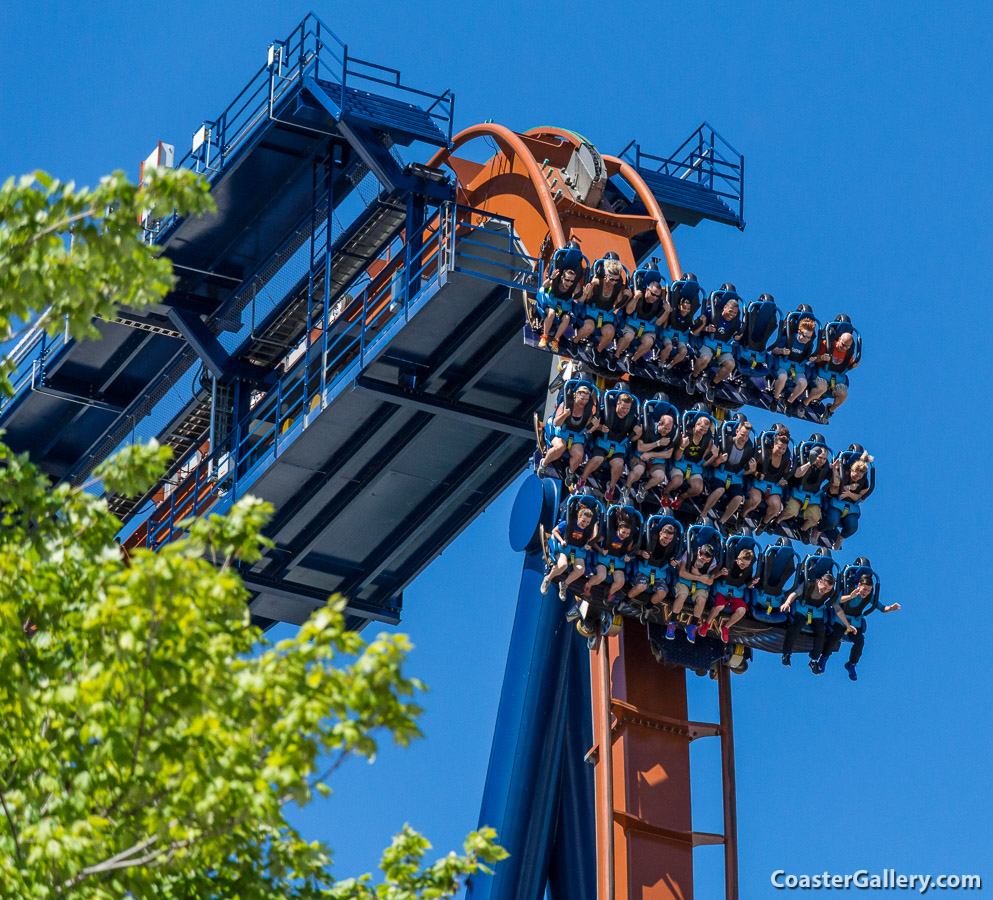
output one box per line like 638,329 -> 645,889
665,622 -> 676,640
576,477 -> 587,491
685,378 -> 697,396
550,338 -> 560,354
781,653 -> 791,667
660,495 -> 672,509
844,662 -> 858,682
538,335 -> 549,349
686,624 -> 697,643
819,409 -> 833,425
670,496 -> 683,511
540,574 -> 552,595
808,658 -> 822,675
605,485 -> 616,503
704,382 -> 716,402
607,592 -> 617,606
720,625 -> 730,643
817,655 -> 828,673
635,484 -> 648,503
832,536 -> 844,551
566,603 -> 582,621
698,622 -> 710,637
559,582 -> 568,602
564,470 -> 577,488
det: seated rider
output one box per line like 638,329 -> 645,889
769,310 -> 818,411
699,545 -> 758,642
779,568 -> 836,673
776,441 -> 832,540
537,382 -> 599,486
616,274 -> 668,362
537,264 -> 583,353
821,449 -> 873,549
541,499 -> 600,600
744,426 -> 795,532
803,317 -> 858,422
666,541 -> 726,643
585,509 -> 638,604
574,256 -> 631,354
627,519 -> 681,621
657,273 -> 701,368
689,288 -> 744,401
579,390 -> 642,503
628,410 -> 679,503
663,411 -> 717,511
820,565 -> 899,681
700,418 -> 757,524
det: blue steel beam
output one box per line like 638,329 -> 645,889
466,475 -> 596,900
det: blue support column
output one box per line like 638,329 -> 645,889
467,475 -> 595,900
547,634 -> 596,900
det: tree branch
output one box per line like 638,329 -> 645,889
0,784 -> 23,862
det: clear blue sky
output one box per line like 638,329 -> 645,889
3,1 -> 992,895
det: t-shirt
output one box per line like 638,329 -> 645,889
723,440 -> 754,474
603,531 -> 635,557
556,518 -> 593,547
683,433 -> 712,463
723,560 -> 756,590
779,333 -> 814,363
646,537 -> 679,567
604,408 -> 638,443
797,579 -> 832,609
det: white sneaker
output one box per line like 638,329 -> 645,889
541,575 -> 552,595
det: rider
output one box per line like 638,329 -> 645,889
689,292 -> 744,401
541,501 -> 599,600
803,323 -> 858,421
537,265 -> 583,354
770,314 -> 818,411
667,542 -> 726,643
699,545 -> 758,642
574,257 -> 631,354
777,443 -> 832,539
821,451 -> 873,549
663,412 -> 717,511
820,570 -> 900,680
779,570 -> 836,672
627,412 -> 679,503
580,391 -> 642,503
628,520 -> 681,619
616,277 -> 668,362
658,284 -> 698,369
537,383 -> 598,486
744,426 -> 794,532
700,419 -> 757,524
586,510 -> 638,604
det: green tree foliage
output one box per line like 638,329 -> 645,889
0,171 -> 505,898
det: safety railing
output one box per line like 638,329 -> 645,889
620,122 -> 744,227
134,203 -> 540,550
0,316 -> 71,416
142,13 -> 454,244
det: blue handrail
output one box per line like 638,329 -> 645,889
620,122 -> 745,227
134,203 -> 539,549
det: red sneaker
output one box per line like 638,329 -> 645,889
605,486 -> 616,503
538,334 -> 549,349
720,626 -> 730,643
698,622 -> 710,637
550,338 -> 560,354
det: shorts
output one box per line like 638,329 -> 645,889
710,474 -> 746,498
592,438 -> 630,461
713,593 -> 748,613
810,367 -> 850,389
675,582 -> 708,604
782,498 -> 822,523
632,572 -> 668,591
700,347 -> 735,366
